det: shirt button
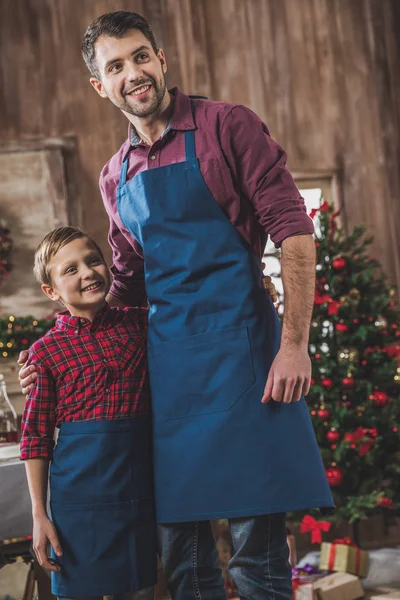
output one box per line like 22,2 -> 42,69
74,329 -> 78,334
149,155 -> 156,161
106,389 -> 110,393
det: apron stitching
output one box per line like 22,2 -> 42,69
266,514 -> 276,600
191,521 -> 202,600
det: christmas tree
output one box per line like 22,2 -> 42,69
308,200 -> 400,523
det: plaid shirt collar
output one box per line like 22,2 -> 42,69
55,302 -> 113,334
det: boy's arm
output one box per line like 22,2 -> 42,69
21,358 -> 62,570
25,458 -> 63,571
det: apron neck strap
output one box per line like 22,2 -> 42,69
119,153 -> 130,188
120,99 -> 197,186
184,99 -> 197,161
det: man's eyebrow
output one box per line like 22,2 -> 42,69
104,45 -> 151,70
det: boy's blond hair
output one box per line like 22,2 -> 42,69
34,226 -> 105,286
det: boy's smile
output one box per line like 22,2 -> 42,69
42,237 -> 111,321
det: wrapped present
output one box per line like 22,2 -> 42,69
368,589 -> 400,599
292,566 -> 328,600
313,572 -> 364,600
319,538 -> 369,577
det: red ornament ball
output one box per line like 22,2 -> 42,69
336,323 -> 349,332
332,257 -> 346,271
326,466 -> 343,487
318,408 -> 330,419
321,377 -> 334,388
327,430 -> 340,442
342,377 -> 355,388
370,390 -> 389,407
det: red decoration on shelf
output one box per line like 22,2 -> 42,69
318,408 -> 330,419
326,466 -> 343,487
370,390 -> 389,407
342,377 -> 355,388
332,257 -> 346,271
321,377 -> 334,388
335,323 -> 349,332
300,514 -> 331,543
377,497 -> 393,509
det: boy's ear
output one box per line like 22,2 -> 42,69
41,283 -> 60,302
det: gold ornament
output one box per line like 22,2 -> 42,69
374,315 -> 388,330
348,347 -> 360,362
338,348 -> 350,363
349,288 -> 361,303
389,288 -> 396,298
338,347 -> 360,363
339,296 -> 349,305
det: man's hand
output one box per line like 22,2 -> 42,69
262,275 -> 278,303
18,351 -> 36,395
32,515 -> 63,572
261,345 -> 311,403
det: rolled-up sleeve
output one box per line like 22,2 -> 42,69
20,358 -> 56,461
107,215 -> 147,307
99,173 -> 147,308
220,105 -> 314,247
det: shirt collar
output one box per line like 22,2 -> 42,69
55,302 -> 113,334
127,87 -> 196,147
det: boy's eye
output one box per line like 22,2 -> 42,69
65,266 -> 76,274
90,257 -> 101,264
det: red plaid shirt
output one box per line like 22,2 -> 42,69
20,304 -> 150,461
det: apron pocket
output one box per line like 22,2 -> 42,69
148,325 -> 255,420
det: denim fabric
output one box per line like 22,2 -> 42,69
58,587 -> 154,600
158,521 -> 228,600
158,513 -> 292,600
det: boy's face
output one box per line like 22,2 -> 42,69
42,237 -> 111,320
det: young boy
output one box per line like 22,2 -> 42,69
20,226 -> 157,600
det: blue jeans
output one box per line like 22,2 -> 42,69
158,513 -> 292,600
58,588 -> 154,600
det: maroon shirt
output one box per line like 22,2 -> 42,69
100,88 -> 313,307
20,305 -> 150,460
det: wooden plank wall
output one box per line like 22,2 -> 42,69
1,0 -> 399,287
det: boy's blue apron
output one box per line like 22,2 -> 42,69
117,101 -> 334,524
49,416 -> 157,597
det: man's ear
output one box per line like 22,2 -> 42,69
90,77 -> 108,98
157,49 -> 167,75
41,284 -> 60,302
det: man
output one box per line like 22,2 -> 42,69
20,11 -> 334,600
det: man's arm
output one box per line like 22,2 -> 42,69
262,234 -> 315,403
220,105 -> 314,247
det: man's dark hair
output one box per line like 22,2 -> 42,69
81,11 -> 158,79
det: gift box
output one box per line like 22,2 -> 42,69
313,572 -> 364,600
320,538 -> 369,577
368,589 -> 400,599
292,566 -> 328,600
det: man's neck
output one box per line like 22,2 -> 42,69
123,90 -> 173,146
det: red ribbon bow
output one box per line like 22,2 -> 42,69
300,515 -> 331,544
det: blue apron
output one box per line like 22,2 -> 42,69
117,101 -> 334,523
49,416 -> 157,597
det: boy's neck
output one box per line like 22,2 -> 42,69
67,301 -> 107,322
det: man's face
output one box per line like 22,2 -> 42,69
90,30 -> 168,118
